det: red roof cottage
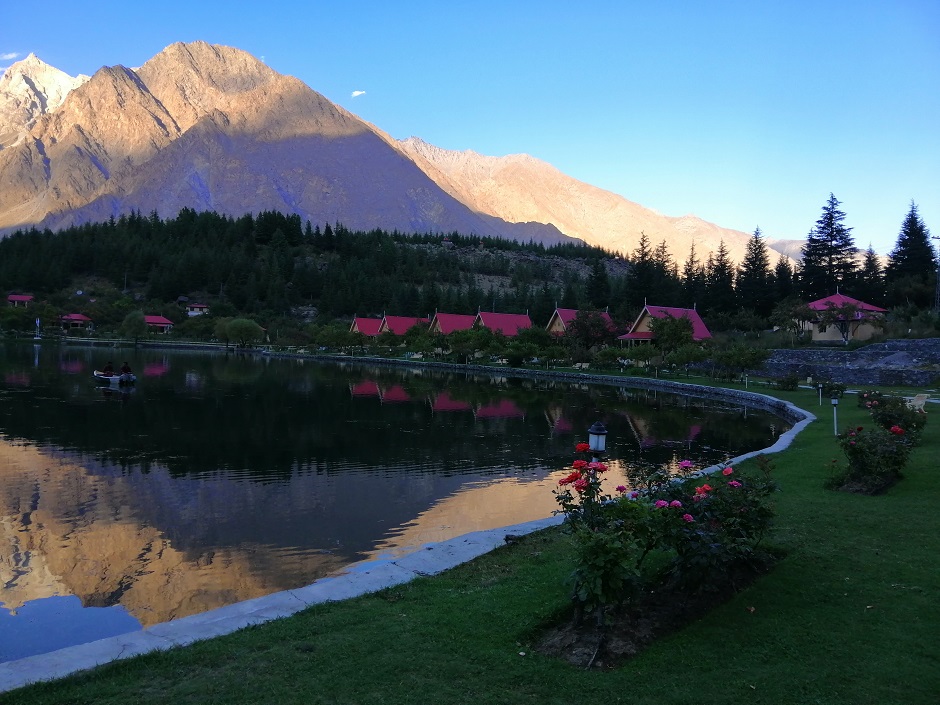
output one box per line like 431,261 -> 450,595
350,317 -> 382,337
546,307 -> 614,335
429,313 -> 477,335
7,294 -> 33,307
145,315 -> 174,333
378,316 -> 429,336
805,293 -> 886,343
60,313 -> 92,330
474,312 -> 532,337
618,305 -> 711,344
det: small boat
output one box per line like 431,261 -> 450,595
94,371 -> 137,385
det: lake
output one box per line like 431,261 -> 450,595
0,342 -> 789,661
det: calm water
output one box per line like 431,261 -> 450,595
0,342 -> 788,661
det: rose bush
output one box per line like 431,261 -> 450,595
555,447 -> 778,623
829,423 -> 914,494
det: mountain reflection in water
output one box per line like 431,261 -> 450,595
0,344 -> 788,659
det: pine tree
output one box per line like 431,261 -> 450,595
772,254 -> 795,302
626,231 -> 656,310
681,242 -> 707,309
736,227 -> 772,318
885,201 -> 936,309
856,246 -> 887,307
704,240 -> 736,316
798,193 -> 858,299
587,258 -> 611,308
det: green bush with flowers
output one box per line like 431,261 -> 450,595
554,445 -> 778,624
867,395 -> 927,443
829,423 -> 913,494
857,389 -> 887,409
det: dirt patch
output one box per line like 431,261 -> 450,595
534,557 -> 778,669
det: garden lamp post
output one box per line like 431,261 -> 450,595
588,420 -> 608,462
831,396 -> 839,436
818,382 -> 823,406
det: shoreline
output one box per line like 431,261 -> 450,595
0,344 -> 815,692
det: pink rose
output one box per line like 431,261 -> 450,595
669,500 -> 683,508
682,514 -> 694,523
616,485 -> 627,493
728,480 -> 742,488
655,500 -> 668,508
722,467 -> 733,476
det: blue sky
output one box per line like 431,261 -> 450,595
2,1 -> 937,255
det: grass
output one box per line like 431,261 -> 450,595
4,386 -> 939,705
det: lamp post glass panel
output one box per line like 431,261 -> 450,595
831,396 -> 839,436
588,421 -> 607,461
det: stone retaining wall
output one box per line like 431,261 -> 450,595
758,338 -> 940,387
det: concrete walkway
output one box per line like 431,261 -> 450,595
0,394 -> 815,694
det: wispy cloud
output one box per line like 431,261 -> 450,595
351,90 -> 366,98
0,52 -> 21,61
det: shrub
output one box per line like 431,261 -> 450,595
773,375 -> 799,391
829,424 -> 913,494
821,380 -> 846,398
857,389 -> 887,409
868,396 -> 927,443
555,450 -> 778,620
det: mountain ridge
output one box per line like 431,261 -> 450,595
0,42 -> 797,263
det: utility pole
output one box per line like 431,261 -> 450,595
932,236 -> 940,314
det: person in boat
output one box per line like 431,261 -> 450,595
102,361 -> 114,375
120,362 -> 132,375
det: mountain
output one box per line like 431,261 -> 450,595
0,42 -> 570,246
396,137 -> 797,266
0,42 -> 798,263
0,53 -> 89,149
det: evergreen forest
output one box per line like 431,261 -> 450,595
0,195 -> 937,347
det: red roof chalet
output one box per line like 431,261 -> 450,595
379,316 -> 429,336
60,313 -> 92,328
474,312 -> 532,337
7,294 -> 34,307
145,315 -> 174,333
546,307 -> 614,335
618,305 -> 711,343
429,313 -> 477,335
350,317 -> 382,337
806,293 -> 887,316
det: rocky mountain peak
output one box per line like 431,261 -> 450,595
0,53 -> 89,148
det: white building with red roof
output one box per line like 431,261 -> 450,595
474,312 -> 532,337
60,313 -> 92,330
429,312 -> 477,335
618,305 -> 711,344
144,315 -> 174,333
545,307 -> 614,336
805,293 -> 886,343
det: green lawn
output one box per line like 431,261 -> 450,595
5,386 -> 939,705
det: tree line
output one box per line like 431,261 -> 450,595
0,196 -> 936,339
